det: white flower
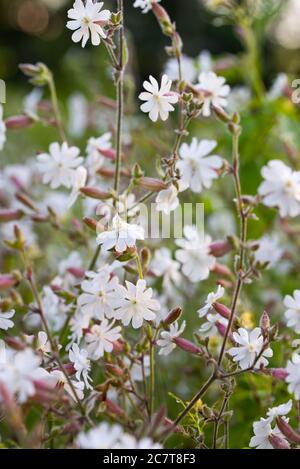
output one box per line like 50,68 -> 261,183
69,309 -> 91,344
69,343 -> 92,389
195,71 -> 230,117
67,166 -> 87,208
151,248 -> 181,289
228,327 -> 273,370
36,331 -> 51,354
96,214 -> 144,253
50,369 -> 84,401
139,75 -> 178,122
267,73 -> 288,101
175,227 -> 216,282
157,320 -> 186,356
254,235 -> 283,269
286,353 -> 300,399
177,138 -> 223,193
155,185 -> 179,214
0,309 -> 15,330
0,105 -> 6,151
114,279 -> 160,329
199,313 -> 228,337
85,319 -> 122,359
23,88 -> 43,117
266,400 -> 293,422
77,423 -> 123,449
41,286 -> 68,332
58,251 -> 83,277
197,50 -> 213,73
249,418 -> 287,449
68,93 -> 88,137
116,434 -> 162,449
66,0 -> 111,48
78,268 -> 119,320
86,132 -> 112,174
164,55 -> 197,82
284,290 -> 300,334
37,142 -> 83,189
198,285 -> 225,317
258,160 -> 300,218
133,0 -> 160,14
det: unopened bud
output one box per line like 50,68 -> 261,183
216,320 -> 227,337
15,192 -> 38,212
163,307 -> 182,326
152,3 -> 172,26
271,368 -> 288,381
212,263 -> 232,277
66,267 -> 85,279
98,148 -> 116,161
141,247 -> 151,271
138,177 -> 167,191
213,302 -> 231,320
105,364 -> 124,377
260,311 -> 270,331
209,240 -> 232,257
276,417 -> 300,444
269,433 -> 290,449
5,337 -> 26,350
213,105 -> 231,123
0,209 -> 24,223
173,337 -> 202,355
112,340 -> 124,353
83,217 -> 98,232
5,114 -> 33,129
105,398 -> 124,417
80,187 -> 112,200
0,274 -> 19,290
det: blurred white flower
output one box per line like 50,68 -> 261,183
139,75 -> 178,122
254,235 -> 284,269
23,88 -> 43,118
151,248 -> 181,289
67,166 -> 87,208
198,285 -> 224,317
175,227 -> 216,282
69,309 -> 91,344
286,353 -> 300,399
116,435 -> 162,449
267,73 -> 288,100
177,138 -> 223,193
258,160 -> 300,218
0,105 -> 6,151
114,279 -> 160,329
41,286 -> 68,332
36,331 -> 51,355
157,320 -> 186,356
197,50 -> 213,73
68,93 -> 88,137
195,71 -> 230,117
50,369 -> 85,401
266,400 -> 292,422
37,142 -> 83,189
85,320 -> 122,359
164,55 -> 197,82
155,185 -> 179,214
133,0 -> 160,14
96,214 -> 144,253
228,327 -> 273,370
0,309 -> 15,331
69,343 -> 92,389
66,0 -> 111,48
284,290 -> 300,334
77,423 -> 123,449
226,86 -> 251,113
86,132 -> 112,174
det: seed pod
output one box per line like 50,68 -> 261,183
173,337 -> 202,355
163,307 -> 182,326
276,417 -> 300,444
269,433 -> 290,449
80,187 -> 112,200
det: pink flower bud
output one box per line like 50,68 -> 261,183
213,302 -> 231,319
260,310 -> 270,331
5,115 -> 33,129
269,433 -> 290,449
105,364 -> 124,377
112,340 -> 125,353
173,337 -> 202,355
212,263 -> 232,277
83,217 -> 98,232
53,363 -> 76,376
0,209 -> 24,223
5,337 -> 26,351
66,267 -> 85,279
80,187 -> 112,200
276,417 -> 300,444
271,368 -> 289,380
163,307 -> 182,325
209,240 -> 232,257
138,177 -> 167,192
216,320 -> 227,337
105,398 -> 124,417
0,274 -> 18,290
98,148 -> 117,161
152,3 -> 172,25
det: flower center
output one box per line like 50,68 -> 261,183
247,343 -> 256,353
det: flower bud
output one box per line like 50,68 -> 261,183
271,368 -> 289,380
141,247 -> 151,272
260,311 -> 270,331
112,340 -> 125,353
15,192 -> 38,212
105,363 -> 124,377
276,417 -> 300,444
212,105 -> 231,123
5,337 -> 26,351
209,240 -> 232,257
152,3 -> 172,26
269,433 -> 290,449
163,307 -> 182,326
138,177 -> 167,191
0,209 -> 24,223
216,320 -> 227,337
105,398 -> 124,417
213,302 -> 231,319
173,337 -> 202,355
5,114 -> 33,129
0,274 -> 19,290
212,263 -> 232,277
83,217 -> 98,232
98,148 -> 116,161
80,187 -> 112,200
66,267 -> 85,279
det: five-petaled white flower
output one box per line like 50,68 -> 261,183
285,353 -> 300,399
139,75 -> 178,122
0,105 -> 6,151
198,285 -> 225,318
114,279 -> 160,329
0,309 -> 15,330
157,320 -> 186,356
249,418 -> 288,450
67,0 -> 111,48
37,142 -> 83,189
96,214 -> 145,253
85,319 -> 122,359
228,327 -> 273,370
175,226 -> 216,282
284,290 -> 300,334
69,343 -> 92,389
177,138 -> 223,193
155,185 -> 179,214
195,71 -> 230,117
133,0 -> 160,14
258,160 -> 300,218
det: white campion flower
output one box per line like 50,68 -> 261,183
86,132 -> 112,174
96,214 -> 144,253
253,234 -> 283,269
113,279 -> 160,329
36,331 -> 51,354
69,343 -> 92,389
0,105 -> 7,151
284,290 -> 300,334
155,185 -> 179,214
286,353 -> 300,399
133,0 -> 160,14
249,418 -> 288,450
198,285 -> 225,318
78,268 -> 119,320
69,309 -> 91,345
258,160 -> 300,218
157,320 -> 186,356
164,55 -> 197,83
228,327 -> 273,370
37,142 -> 83,189
50,369 -> 84,401
266,400 -> 292,422
139,75 -> 178,122
199,313 -> 228,337
0,309 -> 15,330
175,227 -> 216,282
177,138 -> 223,193
85,319 -> 122,359
66,0 -> 111,48
151,248 -> 181,289
77,423 -> 123,449
67,166 -> 88,208
195,71 -> 230,117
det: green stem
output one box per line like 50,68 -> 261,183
48,74 -> 66,142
